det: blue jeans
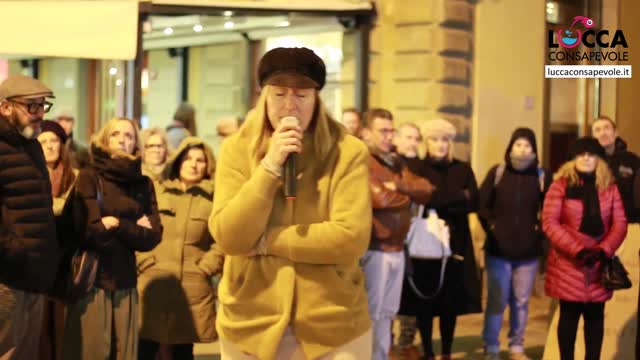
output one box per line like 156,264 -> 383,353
482,255 -> 538,354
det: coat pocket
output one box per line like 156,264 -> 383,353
136,254 -> 157,274
185,215 -> 209,246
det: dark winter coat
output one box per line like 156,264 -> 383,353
72,144 -> 162,290
478,164 -> 551,260
0,116 -> 60,294
67,137 -> 90,169
605,137 -> 640,223
399,157 -> 482,316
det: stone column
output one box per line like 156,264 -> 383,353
343,0 -> 475,159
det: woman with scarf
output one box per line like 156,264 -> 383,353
397,118 -> 481,360
62,117 -> 162,360
37,120 -> 78,360
209,47 -> 372,360
478,128 -> 550,360
542,137 -> 627,360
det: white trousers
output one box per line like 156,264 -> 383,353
361,250 -> 405,360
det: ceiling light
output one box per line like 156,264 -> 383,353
223,11 -> 233,17
277,20 -> 290,27
224,21 -> 235,29
115,79 -> 123,87
141,69 -> 149,90
193,24 -> 203,32
163,27 -> 173,35
142,20 -> 152,33
109,67 -> 118,76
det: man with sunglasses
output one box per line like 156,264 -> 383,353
0,74 -> 60,359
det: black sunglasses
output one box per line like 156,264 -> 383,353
8,98 -> 53,115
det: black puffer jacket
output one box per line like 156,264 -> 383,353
606,137 -> 640,223
72,144 -> 162,290
0,116 -> 59,293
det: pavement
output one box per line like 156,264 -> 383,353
193,276 -> 553,360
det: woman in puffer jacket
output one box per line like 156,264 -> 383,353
542,137 -> 627,360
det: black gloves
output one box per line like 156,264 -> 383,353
576,248 -> 606,267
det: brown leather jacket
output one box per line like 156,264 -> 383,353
368,152 -> 433,252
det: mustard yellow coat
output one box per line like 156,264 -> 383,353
209,128 -> 372,360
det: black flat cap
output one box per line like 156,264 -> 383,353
258,47 -> 326,90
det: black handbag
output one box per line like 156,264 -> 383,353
601,255 -> 632,290
53,176 -> 104,303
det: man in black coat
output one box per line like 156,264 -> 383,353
591,116 -> 640,223
0,75 -> 59,359
591,116 -> 640,360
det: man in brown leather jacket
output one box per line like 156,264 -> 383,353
360,108 -> 433,360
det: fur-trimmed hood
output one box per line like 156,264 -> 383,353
163,136 -> 216,181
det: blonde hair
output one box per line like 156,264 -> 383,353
92,117 -> 141,159
554,158 -> 615,190
424,136 -> 455,162
245,84 -> 345,168
140,127 -> 169,162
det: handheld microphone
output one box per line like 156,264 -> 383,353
281,116 -> 299,200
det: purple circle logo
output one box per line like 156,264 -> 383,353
557,16 -> 595,49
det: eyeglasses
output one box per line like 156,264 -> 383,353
9,98 -> 53,114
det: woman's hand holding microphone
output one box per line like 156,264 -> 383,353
261,117 -> 302,177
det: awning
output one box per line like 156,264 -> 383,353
0,0 -> 139,60
149,0 -> 373,12
0,0 -> 372,60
